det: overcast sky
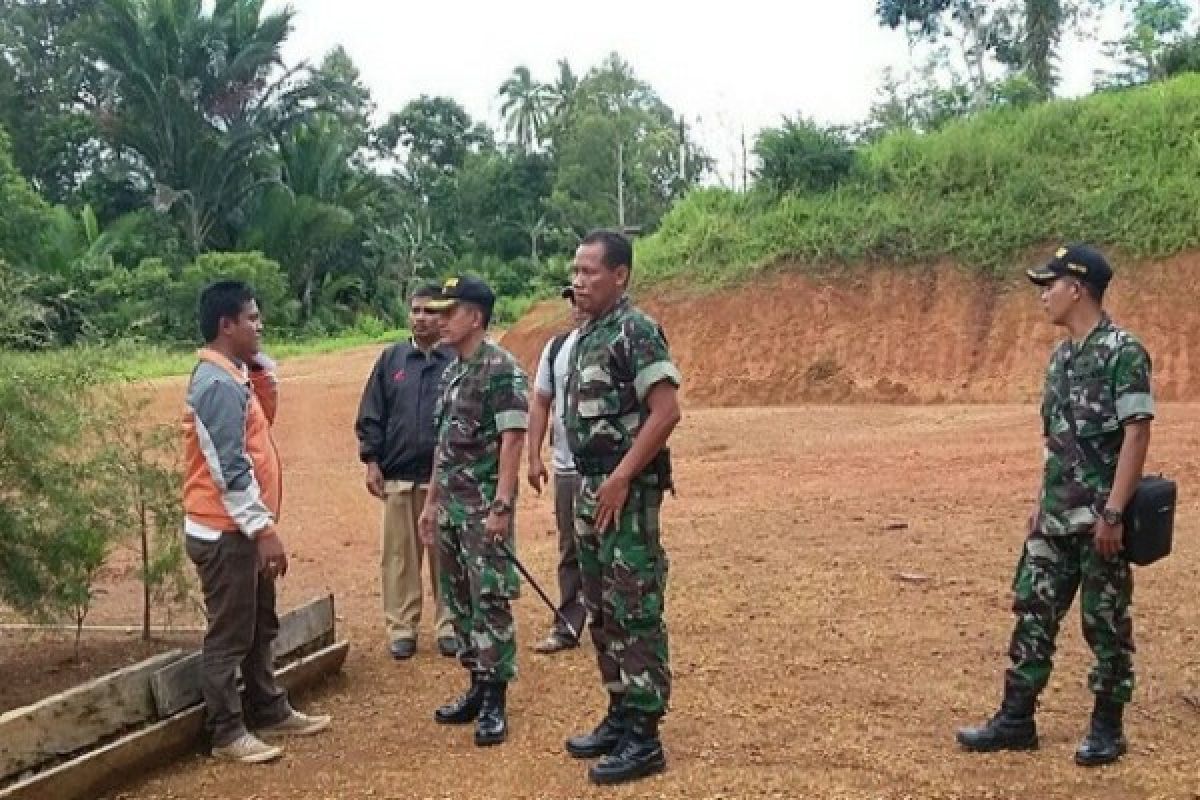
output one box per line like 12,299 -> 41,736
268,1 -> 1138,182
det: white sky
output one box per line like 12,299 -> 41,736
269,0 -> 1149,183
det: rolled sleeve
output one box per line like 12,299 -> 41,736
634,361 -> 682,402
1112,340 -> 1155,424
1116,393 -> 1154,423
496,410 -> 529,432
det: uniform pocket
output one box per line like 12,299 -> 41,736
577,385 -> 623,419
1069,367 -> 1119,440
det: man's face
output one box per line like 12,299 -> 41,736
1040,276 -> 1081,326
223,299 -> 262,362
410,295 -> 439,342
436,303 -> 479,347
571,242 -> 627,316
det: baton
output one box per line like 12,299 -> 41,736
498,541 -> 580,644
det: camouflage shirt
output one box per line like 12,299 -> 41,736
1039,314 -> 1154,536
433,339 -> 529,517
565,295 -> 682,472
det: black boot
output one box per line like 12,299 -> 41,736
566,693 -> 626,758
474,682 -> 508,746
1075,697 -> 1127,767
588,712 -> 666,786
956,681 -> 1039,752
434,672 -> 484,725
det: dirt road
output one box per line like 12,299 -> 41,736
56,344 -> 1192,800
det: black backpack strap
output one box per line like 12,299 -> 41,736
546,332 -> 568,395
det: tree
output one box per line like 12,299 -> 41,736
753,117 -> 857,195
549,54 -> 709,235
0,0 -> 103,203
83,0 -> 316,253
877,0 -> 1109,101
1100,0 -> 1192,86
498,65 -> 551,153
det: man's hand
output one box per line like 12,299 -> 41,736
527,457 -> 548,495
594,473 -> 631,532
1094,518 -> 1123,559
485,510 -> 509,543
256,528 -> 288,580
365,462 -> 385,499
418,505 -> 436,546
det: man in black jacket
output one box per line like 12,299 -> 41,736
356,285 -> 458,660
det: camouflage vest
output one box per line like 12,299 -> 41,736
1039,315 -> 1154,536
564,295 -> 681,474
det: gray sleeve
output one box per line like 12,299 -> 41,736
534,340 -> 554,397
190,378 -> 274,535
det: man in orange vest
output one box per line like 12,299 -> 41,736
182,280 -> 331,764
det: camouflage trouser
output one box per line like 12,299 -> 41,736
575,476 -> 671,715
437,511 -> 520,683
1007,529 -> 1135,703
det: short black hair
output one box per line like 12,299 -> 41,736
581,229 -> 633,273
466,301 -> 493,330
410,283 -> 440,302
1082,281 -> 1105,304
198,280 -> 256,343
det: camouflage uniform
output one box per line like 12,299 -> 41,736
565,295 -> 682,716
433,338 -> 529,683
1008,315 -> 1154,704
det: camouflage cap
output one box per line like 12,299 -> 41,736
1027,244 -> 1112,293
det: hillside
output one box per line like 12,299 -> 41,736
502,252 -> 1200,406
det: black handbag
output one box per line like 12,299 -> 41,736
1058,368 -> 1175,566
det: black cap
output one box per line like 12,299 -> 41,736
1026,244 -> 1112,293
427,275 -> 496,314
560,286 -> 575,300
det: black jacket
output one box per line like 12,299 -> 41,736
355,341 -> 452,482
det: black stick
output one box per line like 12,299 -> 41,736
498,541 -> 579,643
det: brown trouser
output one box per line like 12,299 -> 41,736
554,471 -> 587,637
186,532 -> 290,747
382,480 -> 454,643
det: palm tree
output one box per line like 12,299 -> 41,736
497,65 -> 550,153
546,58 -> 578,120
84,0 -> 315,252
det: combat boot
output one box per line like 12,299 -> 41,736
434,672 -> 484,724
956,681 -> 1039,752
588,711 -> 666,786
565,693 -> 625,758
474,681 -> 507,746
1074,697 -> 1127,767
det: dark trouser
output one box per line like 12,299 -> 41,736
186,533 -> 291,747
1006,529 -> 1135,703
553,471 -> 587,637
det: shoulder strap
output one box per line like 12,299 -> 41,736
546,332 -> 569,394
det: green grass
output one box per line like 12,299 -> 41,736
2,328 -> 409,382
637,74 -> 1200,286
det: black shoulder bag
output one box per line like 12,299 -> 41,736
1059,365 -> 1175,566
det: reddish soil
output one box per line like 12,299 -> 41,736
504,255 -> 1200,405
5,262 -> 1200,799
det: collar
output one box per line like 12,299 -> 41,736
197,347 -> 249,383
1070,313 -> 1114,357
584,294 -> 631,334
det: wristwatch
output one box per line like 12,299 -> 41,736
490,497 -> 514,516
1100,507 -> 1123,526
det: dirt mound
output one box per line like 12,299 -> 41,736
503,254 -> 1200,405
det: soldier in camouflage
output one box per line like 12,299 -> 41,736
561,230 -> 682,786
957,245 -> 1154,767
417,276 -> 528,747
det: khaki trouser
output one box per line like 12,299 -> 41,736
382,480 -> 454,642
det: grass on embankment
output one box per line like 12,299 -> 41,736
637,74 -> 1200,286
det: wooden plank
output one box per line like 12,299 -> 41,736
149,594 -> 335,718
0,650 -> 184,783
0,640 -> 349,800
